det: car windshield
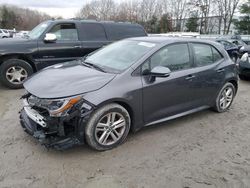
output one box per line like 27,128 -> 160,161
28,21 -> 50,39
85,40 -> 156,73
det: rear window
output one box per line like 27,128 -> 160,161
79,23 -> 107,41
103,24 -> 146,41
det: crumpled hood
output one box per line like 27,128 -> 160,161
24,60 -> 116,99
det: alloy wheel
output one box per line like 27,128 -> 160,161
6,66 -> 28,85
95,112 -> 126,146
219,86 -> 234,110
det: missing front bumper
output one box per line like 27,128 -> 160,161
19,109 -> 83,150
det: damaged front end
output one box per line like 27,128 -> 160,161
19,93 -> 94,150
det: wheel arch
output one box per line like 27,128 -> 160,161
95,99 -> 135,132
0,54 -> 37,72
227,79 -> 238,93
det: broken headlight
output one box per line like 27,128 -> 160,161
28,95 -> 82,117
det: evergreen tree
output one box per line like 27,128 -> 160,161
234,0 -> 250,34
185,15 -> 199,32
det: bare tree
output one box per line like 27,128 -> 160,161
217,0 -> 240,34
77,0 -> 117,20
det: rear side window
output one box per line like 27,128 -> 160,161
79,23 -> 107,41
104,24 -> 146,41
212,47 -> 223,62
193,43 -> 223,66
49,23 -> 78,41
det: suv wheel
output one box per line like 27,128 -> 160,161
0,59 -> 33,89
85,103 -> 131,151
214,82 -> 236,113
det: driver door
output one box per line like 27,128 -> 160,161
37,23 -> 82,69
141,43 -> 198,124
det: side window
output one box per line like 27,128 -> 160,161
49,23 -> 78,41
193,43 -> 213,66
79,23 -> 107,41
0,30 -> 2,33
150,43 -> 191,72
212,47 -> 223,62
104,24 -> 145,41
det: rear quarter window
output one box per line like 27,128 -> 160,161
103,24 -> 146,41
79,23 -> 107,41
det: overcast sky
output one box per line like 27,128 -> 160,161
0,0 -> 87,18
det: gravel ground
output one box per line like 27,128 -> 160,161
0,80 -> 250,188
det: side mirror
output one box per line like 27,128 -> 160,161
44,33 -> 57,42
240,52 -> 249,62
150,66 -> 171,77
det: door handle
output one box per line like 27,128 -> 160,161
185,75 -> 196,80
74,45 -> 81,49
216,68 -> 225,73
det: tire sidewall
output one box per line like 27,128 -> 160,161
0,59 -> 33,89
85,104 -> 131,151
215,82 -> 236,113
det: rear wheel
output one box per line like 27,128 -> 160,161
213,82 -> 236,113
85,103 -> 131,151
0,59 -> 33,89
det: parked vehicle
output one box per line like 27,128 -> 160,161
6,30 -> 14,38
20,37 -> 238,151
238,53 -> 250,79
0,29 -> 10,38
215,39 -> 239,62
228,39 -> 250,56
0,20 -> 147,89
242,39 -> 250,45
15,30 -> 29,38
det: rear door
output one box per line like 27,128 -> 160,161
37,23 -> 82,69
78,23 -> 110,55
189,43 -> 226,105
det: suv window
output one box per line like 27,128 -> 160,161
49,23 -> 78,41
104,24 -> 145,40
145,43 -> 191,72
79,23 -> 107,41
193,43 -> 223,66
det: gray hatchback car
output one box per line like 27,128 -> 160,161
20,37 -> 238,151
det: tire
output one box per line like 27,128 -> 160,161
0,58 -> 33,89
85,103 -> 131,151
213,82 -> 236,113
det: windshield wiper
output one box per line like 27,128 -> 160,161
82,60 -> 106,73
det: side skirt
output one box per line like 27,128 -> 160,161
145,106 -> 210,127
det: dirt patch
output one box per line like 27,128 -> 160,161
0,81 -> 250,188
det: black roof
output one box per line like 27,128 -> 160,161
47,19 -> 142,27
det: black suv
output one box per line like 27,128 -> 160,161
0,20 -> 147,89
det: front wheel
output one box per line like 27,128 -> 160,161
213,82 -> 236,113
0,59 -> 33,89
85,103 -> 131,151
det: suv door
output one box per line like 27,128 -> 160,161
190,43 -> 226,105
78,23 -> 110,55
141,43 -> 198,124
37,23 -> 82,69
